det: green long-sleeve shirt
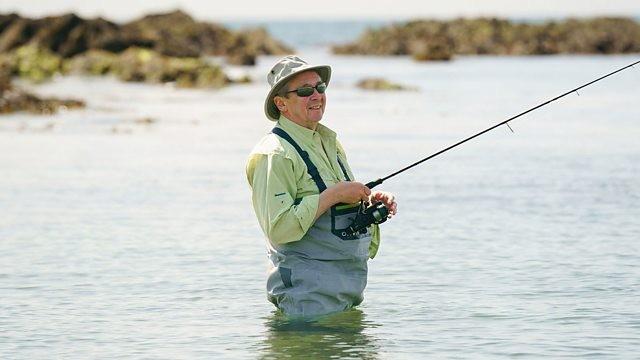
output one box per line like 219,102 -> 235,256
246,115 -> 380,258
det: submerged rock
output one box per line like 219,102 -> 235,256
0,74 -> 84,115
333,17 -> 640,60
356,78 -> 415,91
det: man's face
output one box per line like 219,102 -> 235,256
276,70 -> 326,129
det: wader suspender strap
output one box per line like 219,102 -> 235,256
337,158 -> 351,181
271,127 -> 351,192
271,127 -> 327,192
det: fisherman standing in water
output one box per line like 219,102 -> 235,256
246,56 -> 397,317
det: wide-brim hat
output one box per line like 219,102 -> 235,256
264,55 -> 331,121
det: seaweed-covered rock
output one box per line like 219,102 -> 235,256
108,47 -> 229,88
0,11 -> 287,88
226,27 -> 293,65
63,49 -> 117,75
121,10 -> 215,58
409,35 -> 454,61
333,17 -> 640,60
2,45 -> 233,88
0,11 -> 292,64
0,74 -> 84,114
1,45 -> 64,82
122,12 -> 292,63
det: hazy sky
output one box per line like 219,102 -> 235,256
2,0 -> 639,22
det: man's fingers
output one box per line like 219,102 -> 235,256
369,191 -> 398,216
390,203 -> 398,215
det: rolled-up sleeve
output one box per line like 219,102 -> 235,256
247,152 -> 319,244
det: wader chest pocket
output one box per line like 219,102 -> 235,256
331,204 -> 369,240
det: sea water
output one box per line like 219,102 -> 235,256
1,49 -> 639,358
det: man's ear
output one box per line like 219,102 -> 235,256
274,96 -> 287,112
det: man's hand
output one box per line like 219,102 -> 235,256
370,190 -> 398,217
316,181 -> 371,221
331,181 -> 371,204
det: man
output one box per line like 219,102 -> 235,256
246,55 -> 397,317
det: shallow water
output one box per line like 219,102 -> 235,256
1,51 -> 639,359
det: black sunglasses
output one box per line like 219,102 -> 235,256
286,82 -> 327,97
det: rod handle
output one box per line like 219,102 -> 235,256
365,178 -> 383,189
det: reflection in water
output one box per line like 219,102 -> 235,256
260,309 -> 380,359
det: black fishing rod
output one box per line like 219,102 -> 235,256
346,59 -> 639,235
365,59 -> 640,190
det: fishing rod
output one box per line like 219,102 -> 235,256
365,59 -> 640,190
346,59 -> 640,235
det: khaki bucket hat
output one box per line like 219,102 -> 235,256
264,55 -> 331,121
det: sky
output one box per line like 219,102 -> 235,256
1,0 -> 640,22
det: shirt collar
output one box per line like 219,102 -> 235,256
277,115 -> 336,144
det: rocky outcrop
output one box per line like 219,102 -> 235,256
0,13 -> 124,58
0,72 -> 84,114
0,11 -> 268,88
82,47 -> 229,88
0,10 -> 292,64
0,43 -> 230,88
120,10 -> 232,58
333,17 -> 640,61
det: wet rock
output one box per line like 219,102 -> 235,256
0,15 -> 34,51
409,36 -> 454,61
356,78 -> 414,91
234,74 -> 252,84
63,49 -> 117,75
3,45 -> 232,88
0,11 -> 289,88
121,10 -> 209,58
0,45 -> 64,82
0,13 -> 123,58
333,17 -> 640,60
0,11 -> 291,63
227,51 -> 256,66
122,12 -> 292,63
226,28 -> 292,65
133,117 -> 156,125
112,47 -> 229,88
0,74 -> 85,115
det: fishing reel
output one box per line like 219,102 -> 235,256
346,201 -> 389,236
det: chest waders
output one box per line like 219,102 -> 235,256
266,127 -> 373,317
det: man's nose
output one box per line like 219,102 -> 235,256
309,87 -> 322,99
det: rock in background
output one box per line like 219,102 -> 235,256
0,10 -> 292,65
1,10 -> 294,114
333,17 -> 640,61
0,70 -> 84,115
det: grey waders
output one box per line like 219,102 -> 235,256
266,127 -> 373,317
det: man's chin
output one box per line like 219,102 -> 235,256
309,113 -> 324,122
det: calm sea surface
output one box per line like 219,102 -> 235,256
1,50 -> 639,358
